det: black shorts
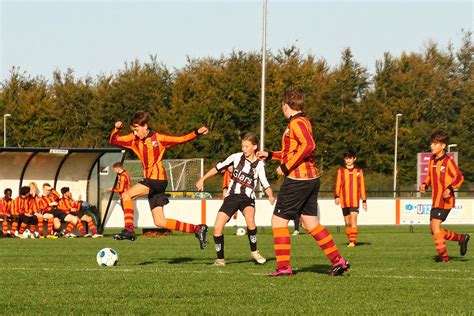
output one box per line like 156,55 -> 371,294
274,177 -> 320,220
430,208 -> 450,222
70,211 -> 88,218
50,210 -> 68,222
342,207 -> 359,216
219,194 -> 255,218
19,214 -> 38,225
139,178 -> 170,210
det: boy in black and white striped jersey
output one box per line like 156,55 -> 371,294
196,132 -> 275,266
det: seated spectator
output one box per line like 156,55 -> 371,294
58,187 -> 102,238
1,188 -> 13,237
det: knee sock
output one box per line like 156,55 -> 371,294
164,219 -> 197,233
122,200 -> 135,232
247,228 -> 258,252
309,224 -> 342,266
214,235 -> 225,259
273,227 -> 291,269
433,231 -> 448,260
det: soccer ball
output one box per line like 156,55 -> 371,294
236,227 -> 246,236
96,248 -> 118,267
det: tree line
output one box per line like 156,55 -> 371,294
1,32 -> 472,191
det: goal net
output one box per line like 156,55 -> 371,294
123,159 -> 203,191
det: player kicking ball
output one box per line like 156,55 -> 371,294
196,132 -> 275,266
110,111 -> 209,249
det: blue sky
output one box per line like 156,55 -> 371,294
1,0 -> 472,80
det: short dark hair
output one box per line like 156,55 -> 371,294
242,132 -> 259,146
20,186 -> 30,196
431,130 -> 449,145
43,183 -> 51,188
284,88 -> 305,111
4,188 -> 12,195
61,187 -> 70,195
130,111 -> 149,126
113,162 -> 123,168
344,149 -> 357,158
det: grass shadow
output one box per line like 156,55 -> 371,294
295,264 -> 331,275
428,255 -> 469,263
167,257 -> 195,264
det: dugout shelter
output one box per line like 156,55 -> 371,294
0,147 -> 125,232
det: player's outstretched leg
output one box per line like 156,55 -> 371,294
151,206 -> 207,249
308,223 -> 350,276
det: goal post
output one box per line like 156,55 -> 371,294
123,158 -> 204,191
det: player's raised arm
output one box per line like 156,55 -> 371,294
110,121 -> 135,149
157,126 -> 208,148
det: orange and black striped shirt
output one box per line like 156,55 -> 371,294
422,154 -> 463,209
110,128 -> 199,180
0,197 -> 12,215
12,196 -> 29,216
334,167 -> 367,208
39,190 -> 61,212
58,197 -> 82,214
269,112 -> 319,179
113,170 -> 132,197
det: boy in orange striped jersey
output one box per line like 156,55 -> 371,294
38,183 -> 60,238
334,149 -> 367,247
13,186 -> 35,237
419,130 -> 469,262
58,187 -> 102,238
1,188 -> 13,237
108,162 -> 132,198
257,89 -> 350,276
110,111 -> 209,248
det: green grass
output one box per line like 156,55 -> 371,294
0,225 -> 473,314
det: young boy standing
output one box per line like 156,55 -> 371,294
110,111 -> 209,248
257,88 -> 350,276
334,149 -> 367,247
419,130 -> 469,262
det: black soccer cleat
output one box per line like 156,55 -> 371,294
459,234 -> 470,256
112,229 -> 137,241
329,258 -> 351,276
194,224 -> 208,250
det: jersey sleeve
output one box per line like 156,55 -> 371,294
216,153 -> 238,173
359,169 -> 367,201
334,168 -> 342,198
422,160 -> 432,187
281,119 -> 315,172
156,131 -> 198,148
446,159 -> 464,190
257,164 -> 271,190
110,128 -> 136,149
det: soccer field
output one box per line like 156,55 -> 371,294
0,226 -> 473,314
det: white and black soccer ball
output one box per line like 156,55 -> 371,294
236,227 -> 246,236
96,247 -> 118,267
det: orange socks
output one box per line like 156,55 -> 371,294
273,227 -> 291,269
443,229 -> 463,242
350,227 -> 358,244
433,231 -> 448,260
164,219 -> 196,233
310,224 -> 341,265
122,200 -> 135,232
